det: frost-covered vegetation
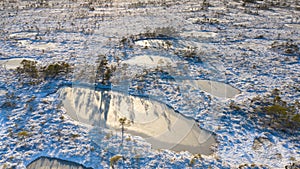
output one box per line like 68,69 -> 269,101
0,0 -> 299,168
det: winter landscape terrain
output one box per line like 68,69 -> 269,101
0,0 -> 299,168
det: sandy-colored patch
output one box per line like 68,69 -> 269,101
0,89 -> 7,97
182,80 -> 240,98
60,87 -> 216,155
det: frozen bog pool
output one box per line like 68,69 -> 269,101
9,32 -> 38,39
0,58 -> 36,69
18,40 -> 57,51
122,55 -> 175,68
59,86 -> 216,155
181,80 -> 240,99
180,30 -> 218,38
27,157 -> 92,169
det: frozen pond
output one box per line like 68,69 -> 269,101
27,157 -> 92,169
122,55 -> 175,68
0,58 -> 36,69
182,80 -> 240,99
180,30 -> 218,38
59,87 -> 216,155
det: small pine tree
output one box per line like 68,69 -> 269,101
119,117 -> 127,146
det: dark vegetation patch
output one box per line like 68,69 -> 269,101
192,18 -> 220,25
95,54 -> 116,86
230,88 -> 300,134
14,55 -> 117,89
16,59 -> 72,81
174,46 -> 203,63
271,40 -> 299,56
1,92 -> 18,109
242,0 -> 296,9
41,62 -> 71,78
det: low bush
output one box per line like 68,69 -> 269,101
17,131 -> 29,138
110,155 -> 123,169
42,62 -> 71,78
174,46 -> 202,63
16,60 -> 39,78
271,40 -> 299,55
16,60 -> 72,81
95,55 -> 116,85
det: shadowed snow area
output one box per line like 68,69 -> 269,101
27,157 -> 92,169
0,58 -> 36,69
181,80 -> 240,99
59,87 -> 216,155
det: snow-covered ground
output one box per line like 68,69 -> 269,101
0,0 -> 299,168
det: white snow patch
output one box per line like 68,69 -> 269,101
122,55 -> 175,68
180,31 -> 218,38
0,58 -> 37,69
9,32 -> 37,39
0,89 -> 7,96
285,24 -> 300,29
18,40 -> 57,50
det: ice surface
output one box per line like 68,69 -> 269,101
60,86 -> 216,155
181,80 -> 241,99
0,58 -> 36,69
122,55 -> 175,68
27,157 -> 92,169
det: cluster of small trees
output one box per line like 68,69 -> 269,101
16,59 -> 72,84
42,62 -> 71,78
16,57 -> 118,86
16,60 -> 39,78
95,55 -> 116,85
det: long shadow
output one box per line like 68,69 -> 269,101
99,89 -> 111,124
